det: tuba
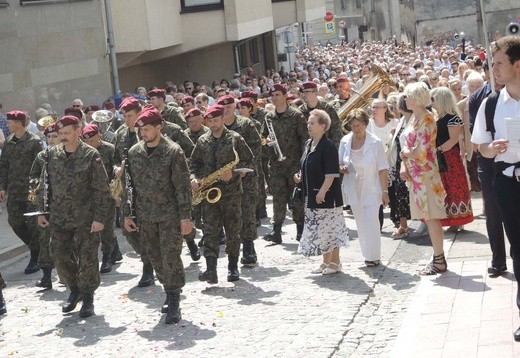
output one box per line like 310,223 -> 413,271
92,110 -> 116,142
337,64 -> 392,132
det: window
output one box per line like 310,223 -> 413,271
180,0 -> 223,13
21,0 -> 89,5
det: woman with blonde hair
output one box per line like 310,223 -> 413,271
400,82 -> 447,275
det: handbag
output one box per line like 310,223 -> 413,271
437,150 -> 448,173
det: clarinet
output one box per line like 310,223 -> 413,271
124,147 -> 136,220
24,148 -> 51,217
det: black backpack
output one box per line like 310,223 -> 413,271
484,90 -> 501,140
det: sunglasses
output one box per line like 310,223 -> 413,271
72,104 -> 81,108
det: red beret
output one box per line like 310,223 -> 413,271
270,84 -> 287,95
56,115 -> 80,129
181,96 -> 194,105
103,101 -> 115,110
119,97 -> 140,113
286,94 -> 298,101
238,98 -> 253,109
185,108 -> 202,119
300,81 -> 318,91
43,123 -> 57,136
81,123 -> 100,139
147,89 -> 166,100
134,106 -> 163,127
217,95 -> 235,106
241,90 -> 258,100
64,107 -> 84,120
6,110 -> 26,122
83,105 -> 101,113
204,105 -> 224,119
336,77 -> 350,84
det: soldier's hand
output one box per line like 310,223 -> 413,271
191,179 -> 201,192
91,221 -> 105,233
114,166 -> 123,179
38,215 -> 49,228
294,172 -> 302,184
220,169 -> 233,182
0,190 -> 6,201
124,217 -> 139,232
180,220 -> 193,236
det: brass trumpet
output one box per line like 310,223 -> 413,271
92,110 -> 116,142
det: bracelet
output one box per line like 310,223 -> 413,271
383,190 -> 388,193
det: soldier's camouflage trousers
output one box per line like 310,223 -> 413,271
242,176 -> 258,243
256,159 -> 267,214
121,220 -> 151,265
36,225 -> 53,269
100,199 -> 116,256
50,227 -> 100,293
6,200 -> 39,250
269,168 -> 304,226
139,220 -> 185,293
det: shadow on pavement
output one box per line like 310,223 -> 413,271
99,272 -> 139,287
360,264 -> 420,291
306,272 -> 374,295
432,273 -> 491,293
239,266 -> 293,283
137,319 -> 216,351
201,279 -> 280,306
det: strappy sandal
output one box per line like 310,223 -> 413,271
364,260 -> 381,267
418,253 -> 447,276
391,227 -> 410,238
322,262 -> 342,275
311,263 -> 328,274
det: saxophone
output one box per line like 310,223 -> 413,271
192,148 -> 240,206
24,149 -> 51,217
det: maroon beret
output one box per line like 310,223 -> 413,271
217,95 -> 235,106
286,93 -> 298,101
181,96 -> 194,105
185,108 -> 202,119
103,101 -> 115,110
6,110 -> 26,122
336,77 -> 350,84
204,105 -> 224,119
270,84 -> 287,95
147,89 -> 166,100
238,98 -> 253,109
81,123 -> 100,139
56,115 -> 80,129
64,107 -> 84,120
43,123 -> 57,136
134,106 -> 163,127
119,97 -> 140,113
83,105 -> 101,114
300,81 -> 318,91
241,90 -> 258,100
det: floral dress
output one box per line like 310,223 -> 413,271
400,112 -> 447,220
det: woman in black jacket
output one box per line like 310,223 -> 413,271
294,109 -> 349,275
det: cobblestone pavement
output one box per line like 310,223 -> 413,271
0,195 -> 502,357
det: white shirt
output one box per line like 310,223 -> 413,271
471,87 -> 520,176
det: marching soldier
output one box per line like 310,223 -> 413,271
161,120 -> 195,157
114,97 -> 155,287
299,81 -> 343,148
218,95 -> 262,266
147,89 -> 188,129
81,123 -> 122,274
0,110 -> 43,274
330,76 -> 351,112
37,115 -> 111,318
123,106 -> 193,325
262,85 -> 308,244
180,96 -> 195,113
190,105 -> 254,283
28,121 -> 60,289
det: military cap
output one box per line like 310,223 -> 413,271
43,122 -> 57,136
181,96 -> 194,105
134,105 -> 163,127
64,107 -> 84,120
238,98 -> 253,109
336,77 -> 350,84
147,88 -> 166,100
119,97 -> 140,113
286,93 -> 298,101
204,105 -> 224,119
185,108 -> 202,119
6,110 -> 26,122
217,95 -> 235,106
300,81 -> 318,91
56,115 -> 80,129
270,84 -> 287,95
81,123 -> 100,139
241,90 -> 258,100
103,101 -> 115,110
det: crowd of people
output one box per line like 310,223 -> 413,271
0,36 -> 519,339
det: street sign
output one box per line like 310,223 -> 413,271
324,11 -> 333,22
338,20 -> 346,28
325,21 -> 335,34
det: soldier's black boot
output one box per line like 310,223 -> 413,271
186,239 -> 201,261
263,223 -> 282,244
0,290 -> 6,315
240,241 -> 257,267
227,256 -> 240,282
100,254 -> 112,274
24,250 -> 40,274
110,240 -> 123,264
165,292 -> 182,324
295,224 -> 304,242
137,262 -> 155,287
62,287 -> 82,313
198,256 -> 218,284
79,292 -> 95,318
36,267 -> 52,289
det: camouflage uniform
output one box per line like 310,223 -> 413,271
190,128 -> 254,258
252,107 -> 269,214
29,150 -> 53,269
162,121 -> 195,157
330,95 -> 349,111
123,136 -> 192,294
161,105 -> 188,130
224,116 -> 261,246
37,141 -> 111,294
0,130 -> 42,251
113,124 -> 150,266
96,140 -> 117,257
262,106 -> 308,227
299,100 -> 343,148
